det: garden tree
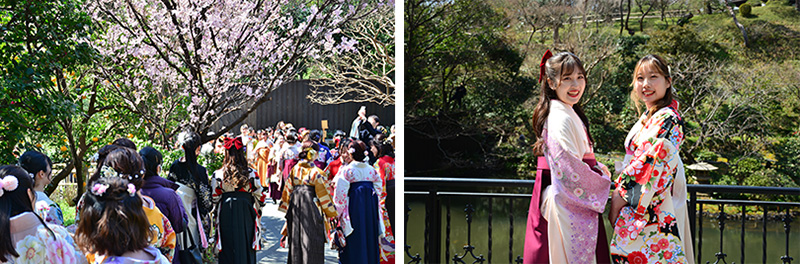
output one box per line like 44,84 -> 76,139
307,1 -> 395,106
0,0 -> 93,164
506,0 -> 578,44
87,0 -> 383,143
406,0 -> 535,170
724,0 -> 750,47
635,0 -> 655,32
669,55 -> 771,159
0,0 -> 116,199
620,0 -> 634,35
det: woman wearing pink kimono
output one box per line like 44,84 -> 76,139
523,50 -> 613,264
608,54 -> 694,263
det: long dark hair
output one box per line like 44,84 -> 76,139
631,54 -> 675,123
531,52 -> 594,155
139,147 -> 163,178
179,131 -> 204,184
75,176 -> 152,257
222,140 -> 250,189
18,150 -> 52,186
371,134 -> 394,158
0,165 -> 53,262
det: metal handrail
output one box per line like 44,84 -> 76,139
405,177 -> 800,264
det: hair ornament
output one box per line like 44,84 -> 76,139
224,137 -> 244,150
92,183 -> 110,196
29,172 -> 35,179
348,148 -> 356,154
539,49 -> 554,84
307,149 -> 318,161
100,165 -> 141,180
0,176 -> 20,197
127,183 -> 136,197
364,151 -> 369,157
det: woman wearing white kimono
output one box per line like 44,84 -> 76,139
524,50 -> 612,264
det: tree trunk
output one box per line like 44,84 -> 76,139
626,0 -> 633,34
620,0 -> 626,35
725,0 -> 750,47
553,24 -> 561,43
640,2 -> 654,32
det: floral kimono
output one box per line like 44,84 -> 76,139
610,100 -> 690,263
525,99 -> 611,264
6,212 -> 83,264
35,191 -> 64,226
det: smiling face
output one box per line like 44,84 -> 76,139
551,67 -> 586,107
634,64 -> 671,109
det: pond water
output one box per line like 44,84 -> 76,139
405,197 -> 799,263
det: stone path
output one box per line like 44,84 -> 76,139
256,201 -> 340,264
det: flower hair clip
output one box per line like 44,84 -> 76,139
91,183 -> 110,196
100,165 -> 142,180
0,176 -> 20,197
348,148 -> 356,154
127,183 -> 136,197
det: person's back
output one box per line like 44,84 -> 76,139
1,165 -> 84,264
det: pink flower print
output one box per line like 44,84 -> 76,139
591,201 -> 602,210
626,159 -> 644,177
555,171 -> 563,179
658,238 -> 669,249
570,172 -> 580,182
650,243 -> 660,252
663,250 -> 673,259
617,227 -> 629,239
46,239 -> 66,263
573,187 -> 584,197
629,230 -> 638,240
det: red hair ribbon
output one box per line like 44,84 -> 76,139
539,49 -> 553,84
224,137 -> 244,150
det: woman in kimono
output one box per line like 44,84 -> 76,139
19,150 -> 64,226
279,140 -> 337,263
76,175 -> 170,264
0,165 -> 82,263
608,54 -> 694,263
211,137 -> 267,264
168,131 -> 214,251
333,140 -> 392,264
254,130 -> 273,188
523,50 -> 612,264
371,134 -> 395,233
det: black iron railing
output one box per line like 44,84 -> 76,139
405,177 -> 800,264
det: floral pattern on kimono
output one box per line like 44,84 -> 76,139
332,161 -> 394,262
541,127 -> 611,263
610,100 -> 688,263
373,156 -> 396,264
35,192 -> 64,226
6,213 -> 83,264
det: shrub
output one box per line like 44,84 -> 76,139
740,3 -> 753,16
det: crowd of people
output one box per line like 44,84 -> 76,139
0,112 -> 396,264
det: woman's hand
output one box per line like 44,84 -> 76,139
608,189 -> 627,225
594,163 -> 611,178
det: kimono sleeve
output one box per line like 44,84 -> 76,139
332,170 -> 351,217
616,111 -> 683,217
544,132 -> 611,213
313,169 -> 337,218
279,168 -> 295,213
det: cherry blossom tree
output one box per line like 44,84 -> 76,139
307,1 -> 395,106
87,0 -> 383,142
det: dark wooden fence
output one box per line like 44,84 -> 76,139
210,80 -> 395,134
